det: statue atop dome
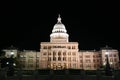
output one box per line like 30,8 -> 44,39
57,14 -> 62,23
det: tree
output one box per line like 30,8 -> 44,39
0,50 -> 6,68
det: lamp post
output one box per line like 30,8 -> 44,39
36,51 -> 37,70
105,50 -> 112,76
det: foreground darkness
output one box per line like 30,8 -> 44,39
0,69 -> 120,80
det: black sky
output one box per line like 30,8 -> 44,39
0,1 -> 119,51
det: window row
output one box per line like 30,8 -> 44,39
79,55 -> 101,58
48,57 -> 76,61
104,58 -> 118,62
43,52 -> 76,56
42,46 -> 77,49
105,54 -> 117,57
79,59 -> 100,63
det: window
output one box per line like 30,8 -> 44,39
85,55 -> 90,58
42,57 -> 46,61
48,57 -> 51,61
80,60 -> 82,63
114,58 -> 117,62
53,51 -> 56,55
36,59 -> 39,62
94,64 -> 97,68
68,63 -> 71,67
110,58 -> 113,62
48,52 -> 51,55
97,59 -> 99,62
86,59 -> 91,63
63,57 -> 66,61
93,55 -> 95,58
68,52 -> 71,55
86,64 -> 91,68
58,57 -> 61,61
80,64 -> 82,68
28,59 -> 33,63
79,56 -> 82,58
73,64 -> 76,68
98,54 -> 101,57
53,57 -> 56,61
72,46 -> 75,49
73,57 -> 76,61
48,46 -> 51,49
72,52 -> 76,56
93,59 -> 96,62
36,64 -> 39,68
29,55 -> 34,58
109,54 -> 112,57
105,55 -> 107,57
28,64 -> 33,68
114,54 -> 117,57
64,63 -> 67,68
58,51 -> 61,56
68,57 -> 71,61
43,46 -> 47,49
43,52 -> 47,55
68,46 -> 71,49
63,52 -> 66,56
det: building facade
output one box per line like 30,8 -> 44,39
2,15 -> 120,70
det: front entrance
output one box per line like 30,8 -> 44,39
57,65 -> 62,70
53,65 -> 63,70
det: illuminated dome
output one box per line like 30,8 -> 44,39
52,15 -> 66,33
50,15 -> 69,39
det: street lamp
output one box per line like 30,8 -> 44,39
10,51 -> 14,55
105,50 -> 112,76
10,51 -> 14,58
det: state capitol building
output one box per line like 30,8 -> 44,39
2,15 -> 119,70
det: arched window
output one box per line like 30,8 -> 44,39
53,51 -> 56,55
58,51 -> 61,56
58,57 -> 61,61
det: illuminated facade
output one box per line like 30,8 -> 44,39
2,15 -> 120,70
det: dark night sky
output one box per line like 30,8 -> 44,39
0,1 -> 119,51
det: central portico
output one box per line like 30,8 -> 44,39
39,15 -> 79,70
